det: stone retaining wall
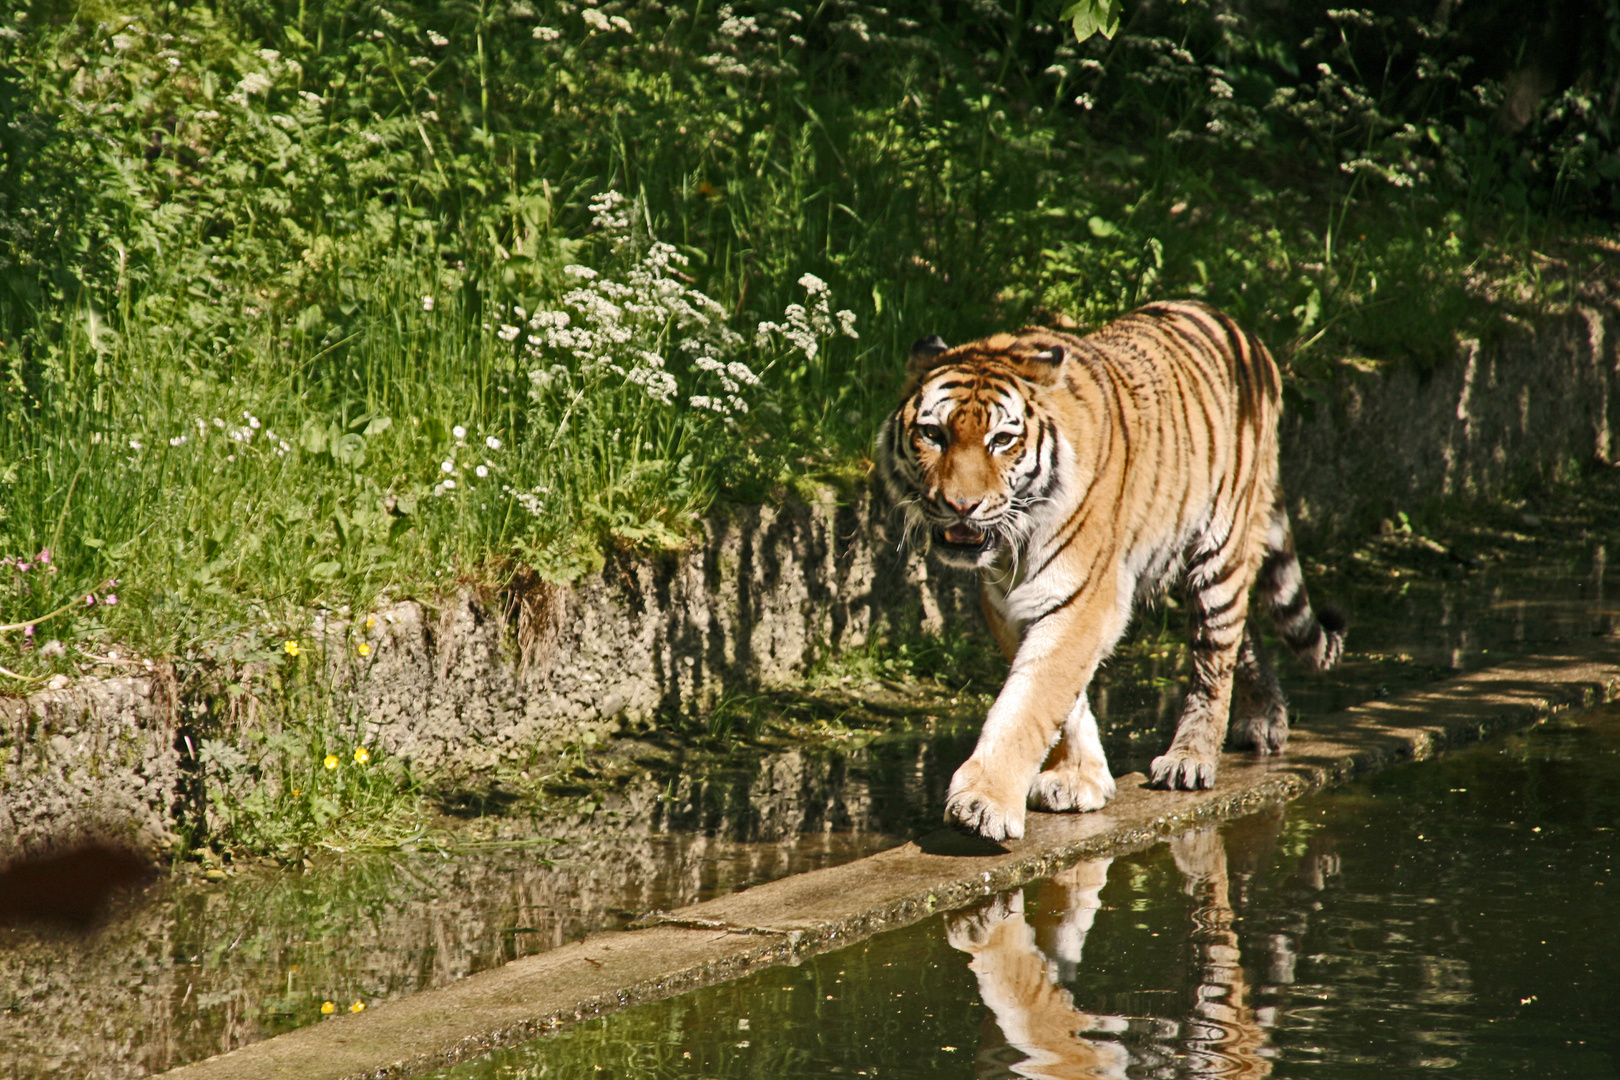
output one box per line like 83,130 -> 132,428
1283,296 -> 1620,540
4,297 -> 1618,861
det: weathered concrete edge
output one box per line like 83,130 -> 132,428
158,640 -> 1620,1080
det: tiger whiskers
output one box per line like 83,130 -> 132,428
891,494 -> 932,554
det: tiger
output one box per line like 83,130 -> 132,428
876,300 -> 1345,841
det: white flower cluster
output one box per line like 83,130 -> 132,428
433,422 -> 504,495
582,9 -> 632,33
499,192 -> 859,424
689,356 -> 761,414
505,483 -> 550,517
700,4 -> 800,80
754,273 -> 859,361
508,192 -> 746,411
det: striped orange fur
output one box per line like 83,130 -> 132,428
877,301 -> 1345,841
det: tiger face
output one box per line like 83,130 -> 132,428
878,333 -> 1071,570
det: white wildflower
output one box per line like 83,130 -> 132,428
441,460 -> 455,473
475,465 -> 489,478
422,295 -> 435,311
452,425 -> 467,439
170,435 -> 187,446
486,435 -> 502,450
111,33 -> 135,50
533,25 -> 561,41
129,439 -> 144,450
582,9 -> 611,32
427,30 -> 449,46
442,478 -> 457,490
236,71 -> 272,96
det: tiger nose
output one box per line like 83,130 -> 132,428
944,495 -> 982,517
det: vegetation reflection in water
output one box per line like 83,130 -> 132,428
432,705 -> 1620,1080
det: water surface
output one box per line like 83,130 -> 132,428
431,702 -> 1620,1080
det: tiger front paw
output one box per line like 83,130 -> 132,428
1028,763 -> 1116,812
944,891 -> 1023,953
1149,750 -> 1218,790
945,760 -> 1026,841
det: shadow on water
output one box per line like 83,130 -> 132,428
3,541 -> 1618,1077
430,703 -> 1620,1080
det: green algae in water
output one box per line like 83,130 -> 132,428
432,706 -> 1620,1080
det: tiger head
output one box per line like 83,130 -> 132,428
877,330 -> 1079,570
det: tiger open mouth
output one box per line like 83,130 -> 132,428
937,522 -> 989,549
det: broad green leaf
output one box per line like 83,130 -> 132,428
1060,0 -> 1122,43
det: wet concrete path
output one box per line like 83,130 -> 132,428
154,637 -> 1620,1080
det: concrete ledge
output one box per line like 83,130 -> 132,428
159,637 -> 1620,1080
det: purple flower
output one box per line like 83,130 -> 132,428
84,594 -> 96,606
23,625 -> 34,637
36,549 -> 50,564
104,594 -> 118,605
17,563 -> 29,573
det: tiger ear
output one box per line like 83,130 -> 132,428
904,334 -> 952,386
1021,344 -> 1066,385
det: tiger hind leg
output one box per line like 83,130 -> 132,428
1151,529 -> 1260,790
1028,692 -> 1116,813
1227,623 -> 1290,753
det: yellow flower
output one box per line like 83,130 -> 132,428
356,642 -> 371,657
320,1001 -> 336,1015
291,789 -> 302,797
365,615 -> 376,630
353,746 -> 371,764
284,639 -> 301,657
324,754 -> 339,770
350,1000 -> 366,1013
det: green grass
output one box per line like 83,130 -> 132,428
1,0 -> 1613,683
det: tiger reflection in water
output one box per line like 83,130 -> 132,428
946,821 -> 1339,1080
